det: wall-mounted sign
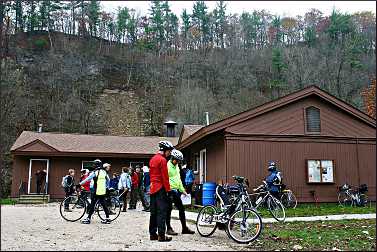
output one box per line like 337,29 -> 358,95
307,160 -> 335,183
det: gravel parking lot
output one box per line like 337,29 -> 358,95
1,203 -> 249,251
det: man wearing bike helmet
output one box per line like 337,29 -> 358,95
148,140 -> 174,242
266,161 -> 282,198
80,159 -> 111,224
165,149 -> 195,236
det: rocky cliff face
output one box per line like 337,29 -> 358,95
99,89 -> 146,136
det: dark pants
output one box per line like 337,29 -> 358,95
185,183 -> 193,194
130,186 -> 149,209
149,188 -> 169,236
87,194 -> 110,219
270,191 -> 280,199
64,187 -> 74,209
120,189 -> 129,210
166,190 -> 187,230
36,180 -> 43,194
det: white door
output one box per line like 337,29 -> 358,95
199,149 -> 207,183
28,159 -> 49,194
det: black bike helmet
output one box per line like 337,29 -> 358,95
93,159 -> 102,169
268,161 -> 277,172
159,140 -> 174,151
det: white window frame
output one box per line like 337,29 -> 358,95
199,149 -> 207,184
28,159 -> 49,194
82,160 -> 94,170
193,153 -> 199,175
130,162 -> 144,169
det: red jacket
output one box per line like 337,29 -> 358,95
131,172 -> 139,188
149,152 -> 171,194
80,174 -> 90,191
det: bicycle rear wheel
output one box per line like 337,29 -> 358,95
281,191 -> 297,209
338,192 -> 353,207
97,197 -> 121,222
196,205 -> 218,237
267,196 -> 286,222
227,208 -> 262,244
59,195 -> 86,222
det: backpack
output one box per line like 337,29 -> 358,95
61,175 -> 72,188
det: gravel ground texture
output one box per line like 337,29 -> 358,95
1,203 -> 251,251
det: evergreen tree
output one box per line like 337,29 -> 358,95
181,9 -> 190,49
214,0 -> 226,48
270,47 -> 287,97
116,7 -> 129,43
127,9 -> 138,46
149,0 -> 164,50
192,1 -> 210,48
88,0 -> 100,37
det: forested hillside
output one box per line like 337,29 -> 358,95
0,1 -> 376,197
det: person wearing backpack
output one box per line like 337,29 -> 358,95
265,161 -> 282,198
62,169 -> 75,212
80,159 -> 111,224
184,166 -> 195,195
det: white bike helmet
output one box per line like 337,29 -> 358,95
171,149 -> 184,161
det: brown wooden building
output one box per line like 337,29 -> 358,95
10,131 -> 177,199
176,86 -> 376,202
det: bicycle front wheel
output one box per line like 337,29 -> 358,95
267,196 -> 286,222
59,195 -> 86,222
196,205 -> 218,237
227,208 -> 262,244
281,191 -> 297,209
97,197 -> 121,222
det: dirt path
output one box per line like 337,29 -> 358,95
1,203 -> 249,251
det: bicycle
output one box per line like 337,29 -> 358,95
248,181 -> 286,222
196,176 -> 263,244
338,183 -> 368,207
59,186 -> 121,222
278,184 -> 297,209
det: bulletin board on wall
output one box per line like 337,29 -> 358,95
307,159 -> 335,184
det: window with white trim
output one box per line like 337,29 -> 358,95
82,161 -> 94,170
193,153 -> 199,175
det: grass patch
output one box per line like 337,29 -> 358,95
0,198 -> 17,205
184,202 -> 376,217
258,202 -> 376,218
251,219 -> 376,251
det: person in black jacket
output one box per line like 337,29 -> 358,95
35,169 -> 47,194
63,169 -> 75,212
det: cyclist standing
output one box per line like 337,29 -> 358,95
165,149 -> 195,236
80,159 -> 111,224
118,167 -> 132,212
62,169 -> 75,212
265,161 -> 282,198
149,141 -> 174,242
79,168 -> 90,202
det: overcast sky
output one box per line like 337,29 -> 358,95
100,1 -> 376,17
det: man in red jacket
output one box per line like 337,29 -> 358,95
149,140 -> 174,242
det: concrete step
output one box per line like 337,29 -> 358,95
18,195 -> 50,204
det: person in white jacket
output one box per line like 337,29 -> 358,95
118,167 -> 132,212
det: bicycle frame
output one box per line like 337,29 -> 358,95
214,183 -> 251,222
248,190 -> 273,209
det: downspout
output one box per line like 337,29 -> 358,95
356,137 -> 361,186
225,136 -> 228,184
